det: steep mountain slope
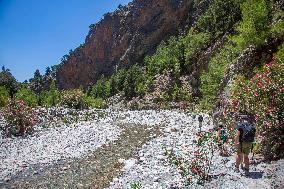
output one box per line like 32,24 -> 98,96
56,0 -> 211,89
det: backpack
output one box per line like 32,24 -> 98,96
220,129 -> 229,142
238,122 -> 256,143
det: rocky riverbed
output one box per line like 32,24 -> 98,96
0,108 -> 283,189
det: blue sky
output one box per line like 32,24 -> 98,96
0,0 -> 132,82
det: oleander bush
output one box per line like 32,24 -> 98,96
224,45 -> 284,159
1,98 -> 37,136
165,130 -> 217,185
60,89 -> 89,109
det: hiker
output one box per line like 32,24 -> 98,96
234,114 -> 256,176
198,115 -> 203,132
213,100 -> 222,129
218,123 -> 229,156
213,110 -> 221,129
218,124 -> 228,142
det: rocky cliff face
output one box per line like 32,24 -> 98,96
56,0 -> 209,89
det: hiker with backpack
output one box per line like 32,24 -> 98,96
234,114 -> 256,176
218,123 -> 229,156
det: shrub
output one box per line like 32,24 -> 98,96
14,87 -> 38,107
145,36 -> 184,77
123,64 -> 145,99
165,130 -> 217,185
39,80 -> 60,107
1,98 -> 37,136
224,45 -> 284,159
145,32 -> 210,78
167,83 -> 192,102
130,181 -> 141,189
196,0 -> 243,38
199,0 -> 272,110
0,86 -> 9,107
91,79 -> 106,99
231,0 -> 270,48
60,89 -> 88,109
85,97 -> 107,109
200,43 -> 242,110
182,31 -> 211,64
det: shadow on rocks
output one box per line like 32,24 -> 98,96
248,171 -> 264,179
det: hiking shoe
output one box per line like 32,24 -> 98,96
244,168 -> 249,177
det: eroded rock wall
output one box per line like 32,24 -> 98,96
56,0 -> 211,89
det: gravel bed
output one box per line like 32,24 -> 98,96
107,110 -> 211,189
107,110 -> 283,189
1,108 -> 283,189
3,123 -> 162,189
0,117 -> 121,182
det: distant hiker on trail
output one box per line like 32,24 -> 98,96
213,99 -> 224,129
213,110 -> 221,129
234,113 -> 256,176
218,123 -> 229,156
198,115 -> 203,132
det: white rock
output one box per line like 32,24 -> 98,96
164,127 -> 171,133
123,159 -> 137,170
118,158 -> 125,164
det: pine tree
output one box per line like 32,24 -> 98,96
34,69 -> 42,81
45,67 -> 51,76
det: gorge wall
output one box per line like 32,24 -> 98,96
56,0 -> 210,89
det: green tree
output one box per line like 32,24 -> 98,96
199,0 -> 272,110
89,24 -> 96,30
0,86 -> 9,107
0,67 -> 18,96
109,76 -> 117,96
104,80 -> 111,98
2,66 -> 8,72
145,36 -> 184,77
33,69 -> 42,81
91,79 -> 105,99
43,80 -> 61,106
122,64 -> 146,99
51,65 -> 59,72
200,42 -> 242,109
232,0 -> 270,48
196,0 -> 244,38
14,87 -> 38,107
45,67 -> 51,76
182,31 -> 211,64
115,69 -> 127,92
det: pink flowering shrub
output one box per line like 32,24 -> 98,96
1,98 -> 37,136
224,46 -> 284,159
188,131 -> 217,182
60,89 -> 87,109
165,130 -> 217,185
